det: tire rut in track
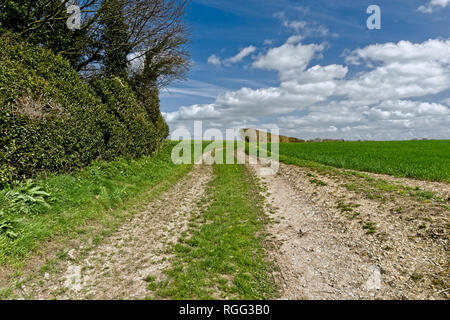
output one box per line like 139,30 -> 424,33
18,164 -> 213,300
247,154 -> 448,300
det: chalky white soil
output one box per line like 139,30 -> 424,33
16,164 -> 213,300
249,155 -> 448,300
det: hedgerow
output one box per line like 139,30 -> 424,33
91,77 -> 158,158
0,33 -> 168,187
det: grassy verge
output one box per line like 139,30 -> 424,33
148,163 -> 277,300
0,142 -> 194,269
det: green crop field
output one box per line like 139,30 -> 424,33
274,140 -> 450,182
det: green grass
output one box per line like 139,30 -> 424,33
0,142 -> 198,269
151,163 -> 277,300
274,140 -> 450,182
310,178 -> 328,186
362,222 -> 377,235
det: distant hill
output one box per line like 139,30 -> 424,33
239,128 -> 344,143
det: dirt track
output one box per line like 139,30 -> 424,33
9,150 -> 449,300
249,156 -> 449,300
16,164 -> 213,300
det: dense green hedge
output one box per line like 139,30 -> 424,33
91,77 -> 159,158
0,34 -> 168,187
137,88 -> 170,147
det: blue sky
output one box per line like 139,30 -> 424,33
160,0 -> 450,140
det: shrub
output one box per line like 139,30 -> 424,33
2,180 -> 51,215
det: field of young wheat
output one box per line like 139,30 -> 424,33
274,140 -> 450,182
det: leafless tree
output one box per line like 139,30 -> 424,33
1,0 -> 190,87
79,0 -> 191,87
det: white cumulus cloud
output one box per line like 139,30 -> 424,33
224,46 -> 257,65
166,37 -> 450,140
207,54 -> 222,66
418,0 -> 450,13
208,46 -> 257,67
